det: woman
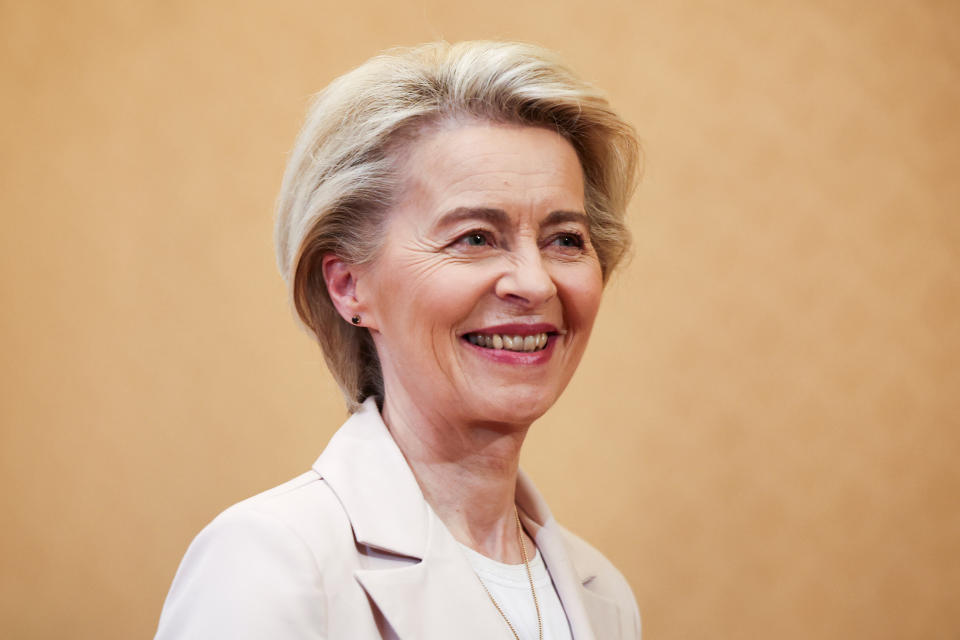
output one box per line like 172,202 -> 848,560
156,41 -> 641,640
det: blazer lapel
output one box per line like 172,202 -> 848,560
313,399 -> 513,639
313,398 -> 427,559
578,588 -> 623,639
354,511 -> 513,639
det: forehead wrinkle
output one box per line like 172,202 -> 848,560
392,124 -> 588,241
410,144 -> 578,200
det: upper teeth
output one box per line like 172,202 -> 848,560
466,332 -> 549,352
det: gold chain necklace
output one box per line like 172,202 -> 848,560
476,506 -> 543,640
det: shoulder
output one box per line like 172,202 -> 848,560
226,470 -> 354,549
202,470 -> 357,572
556,524 -> 643,639
155,471 -> 354,640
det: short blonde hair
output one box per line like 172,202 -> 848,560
275,41 -> 641,410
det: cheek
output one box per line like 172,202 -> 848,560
561,268 -> 604,327
374,260 -> 493,335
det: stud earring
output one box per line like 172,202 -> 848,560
351,314 -> 361,325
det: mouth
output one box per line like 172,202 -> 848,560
461,323 -> 564,354
465,331 -> 551,352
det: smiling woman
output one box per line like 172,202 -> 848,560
156,41 -> 641,640
340,123 -> 603,429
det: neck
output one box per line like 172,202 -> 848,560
380,390 -> 534,564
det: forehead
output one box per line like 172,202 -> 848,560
393,122 -> 586,224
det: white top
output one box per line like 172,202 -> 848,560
459,543 -> 574,640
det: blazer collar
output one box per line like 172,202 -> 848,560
313,397 -> 428,559
313,398 -> 621,639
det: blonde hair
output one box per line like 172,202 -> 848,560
275,41 -> 641,410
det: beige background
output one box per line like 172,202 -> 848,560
2,1 -> 958,638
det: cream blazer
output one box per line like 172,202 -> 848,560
155,398 -> 641,639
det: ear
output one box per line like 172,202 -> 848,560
321,254 -> 377,330
322,253 -> 362,325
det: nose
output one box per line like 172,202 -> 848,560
494,247 -> 558,308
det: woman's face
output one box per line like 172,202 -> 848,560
358,121 -> 604,428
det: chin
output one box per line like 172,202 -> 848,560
465,387 -> 557,428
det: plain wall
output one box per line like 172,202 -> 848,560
1,1 -> 958,638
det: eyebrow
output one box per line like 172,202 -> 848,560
434,207 -> 590,231
542,210 -> 591,227
435,207 -> 510,230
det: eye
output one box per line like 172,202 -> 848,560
550,232 -> 585,249
453,230 -> 495,249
